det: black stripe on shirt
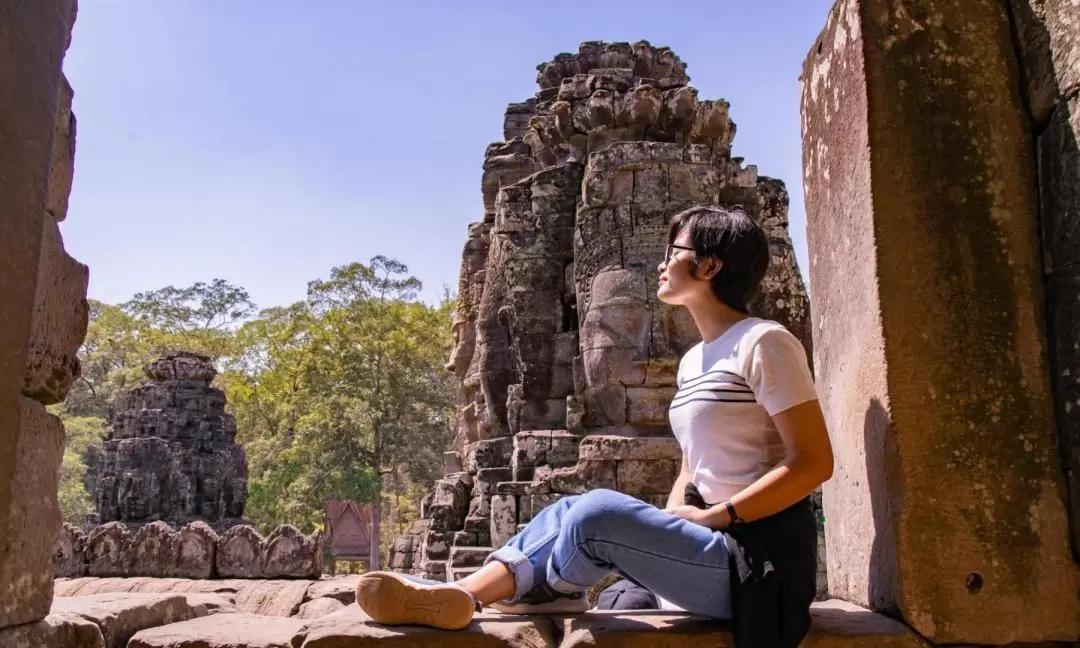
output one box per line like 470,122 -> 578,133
671,385 -> 753,404
679,369 -> 748,390
670,395 -> 758,411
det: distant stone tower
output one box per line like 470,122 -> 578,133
388,41 -> 816,585
94,352 -> 247,530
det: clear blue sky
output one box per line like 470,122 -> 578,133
62,1 -> 834,309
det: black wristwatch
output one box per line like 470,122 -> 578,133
723,500 -> 745,527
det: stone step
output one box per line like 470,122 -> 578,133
452,530 -> 477,546
448,566 -> 484,581
449,546 -> 494,568
495,480 -> 550,496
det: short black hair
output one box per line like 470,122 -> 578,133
667,205 -> 769,314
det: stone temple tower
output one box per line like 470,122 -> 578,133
94,352 -> 248,530
388,41 -> 814,585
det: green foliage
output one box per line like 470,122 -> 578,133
60,265 -> 453,543
64,280 -> 255,418
57,416 -> 106,524
221,257 -> 455,534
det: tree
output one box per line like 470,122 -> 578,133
56,416 -> 107,524
298,256 -> 454,569
217,259 -> 455,561
64,280 -> 255,419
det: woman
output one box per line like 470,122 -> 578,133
355,205 -> 833,643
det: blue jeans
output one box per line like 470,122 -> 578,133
485,489 -> 732,619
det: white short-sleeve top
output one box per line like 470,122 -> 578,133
669,317 -> 819,504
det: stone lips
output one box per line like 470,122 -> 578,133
94,353 -> 248,529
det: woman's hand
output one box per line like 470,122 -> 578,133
663,505 -> 715,528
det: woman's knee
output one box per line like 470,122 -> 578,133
563,489 -> 639,536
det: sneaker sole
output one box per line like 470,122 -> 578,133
489,599 -> 591,615
355,572 -> 475,630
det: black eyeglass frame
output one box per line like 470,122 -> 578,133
664,244 -> 696,262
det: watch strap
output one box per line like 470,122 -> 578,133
723,499 -> 744,526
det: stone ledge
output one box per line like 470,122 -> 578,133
294,604 -> 557,648
0,612 -> 105,648
288,600 -> 925,648
29,590 -> 928,647
128,613 -> 305,648
49,593 -> 205,648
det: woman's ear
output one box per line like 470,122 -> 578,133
700,257 -> 723,281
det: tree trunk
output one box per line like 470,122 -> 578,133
370,485 -> 381,571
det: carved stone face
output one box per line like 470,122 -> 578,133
445,316 -> 476,379
579,269 -> 651,427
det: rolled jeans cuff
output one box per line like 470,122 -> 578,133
485,545 -> 534,603
546,554 -> 589,595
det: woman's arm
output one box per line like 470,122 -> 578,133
695,398 -> 833,529
665,452 -> 692,509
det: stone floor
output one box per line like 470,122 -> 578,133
0,577 -> 927,647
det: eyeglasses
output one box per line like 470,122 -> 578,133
664,244 -> 695,262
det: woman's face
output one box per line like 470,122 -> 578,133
657,230 -> 713,305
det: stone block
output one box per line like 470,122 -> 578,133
625,386 -> 676,428
423,531 -> 452,561
577,435 -> 681,462
51,593 -> 203,648
496,480 -> 551,496
22,217 -> 89,404
442,451 -> 464,475
128,613 -> 305,648
550,460 -> 618,494
171,522 -> 217,579
0,612 -> 104,648
84,523 -> 131,577
466,437 -> 514,472
518,493 -> 565,525
1039,94 -> 1080,270
0,398 -> 65,628
231,580 -> 311,617
556,611 -> 729,647
215,526 -> 265,578
1045,261 -> 1080,560
1008,0 -> 1080,124
476,468 -> 512,495
452,531 -> 478,546
468,493 -> 491,518
0,1 -> 78,627
802,2 -> 1079,642
47,74 -> 75,222
490,495 -> 518,547
449,546 -> 490,568
54,522 -> 88,578
802,600 -> 927,648
294,604 -> 557,648
296,598 -> 347,621
263,525 -> 322,578
616,459 -> 677,495
306,576 -> 360,604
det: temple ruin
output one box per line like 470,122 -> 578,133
2,0 -> 1079,645
93,353 -> 248,529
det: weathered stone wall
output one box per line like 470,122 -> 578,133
1010,0 -> 1080,567
394,41 -> 816,592
94,353 -> 248,529
54,521 -> 323,580
0,0 -> 85,634
801,0 -> 1079,643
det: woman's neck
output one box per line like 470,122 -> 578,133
686,298 -> 748,344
